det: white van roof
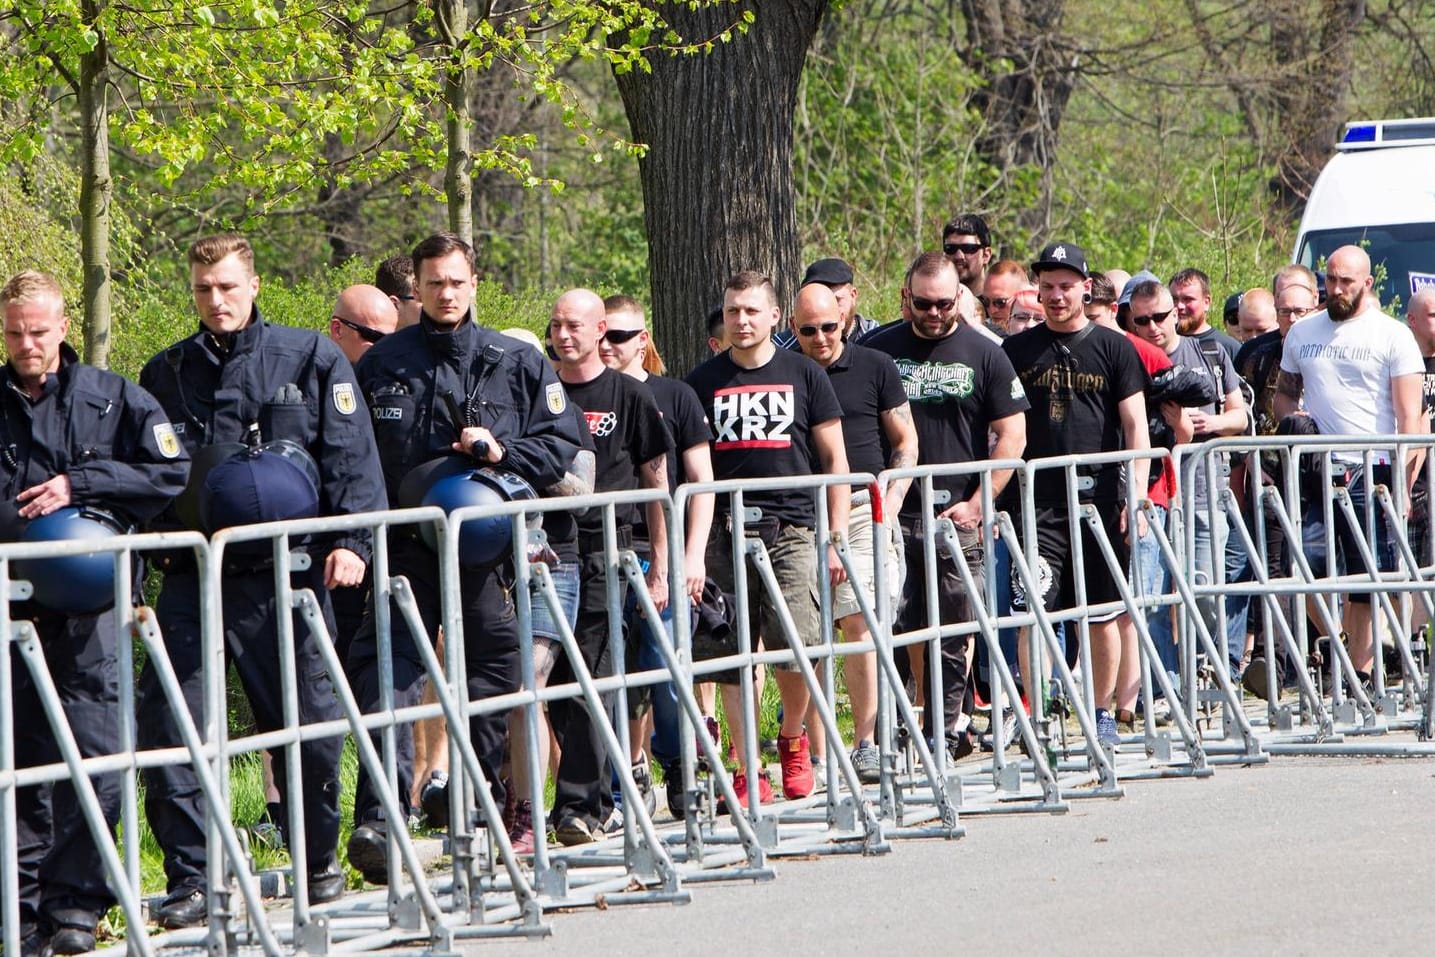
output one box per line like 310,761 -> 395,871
1300,124 -> 1435,233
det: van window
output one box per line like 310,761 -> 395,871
1297,222 -> 1435,308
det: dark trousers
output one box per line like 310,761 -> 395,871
136,565 -> 344,894
548,547 -> 621,829
895,519 -> 981,738
328,568 -> 371,669
13,609 -> 119,932
348,538 -> 519,827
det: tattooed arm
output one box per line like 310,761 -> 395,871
641,454 -> 669,612
879,401 -> 919,521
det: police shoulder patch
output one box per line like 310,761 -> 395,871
333,382 -> 357,415
545,381 -> 566,415
153,423 -> 182,459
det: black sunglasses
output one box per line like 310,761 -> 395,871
797,321 -> 840,337
1131,308 -> 1174,328
603,327 -> 644,344
910,296 -> 956,313
979,295 -> 1010,309
333,315 -> 387,343
943,242 -> 985,255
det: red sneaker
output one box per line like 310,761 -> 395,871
778,732 -> 814,799
721,770 -> 774,812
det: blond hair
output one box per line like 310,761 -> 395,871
0,270 -> 65,311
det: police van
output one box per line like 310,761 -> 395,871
1293,117 -> 1435,307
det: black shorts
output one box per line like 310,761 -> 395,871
1008,502 -> 1128,624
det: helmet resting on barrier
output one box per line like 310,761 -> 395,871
199,439 -> 321,534
419,467 -> 538,568
13,507 -> 127,614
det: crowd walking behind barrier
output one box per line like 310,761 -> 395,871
6,438 -> 1435,954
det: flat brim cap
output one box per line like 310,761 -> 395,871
801,257 -> 854,287
1031,241 -> 1089,278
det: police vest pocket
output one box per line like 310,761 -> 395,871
370,393 -> 417,453
260,398 -> 313,444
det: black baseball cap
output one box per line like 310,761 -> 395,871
1030,241 -> 1089,278
1223,292 -> 1243,323
801,257 -> 855,288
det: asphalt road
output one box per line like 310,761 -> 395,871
467,756 -> 1435,955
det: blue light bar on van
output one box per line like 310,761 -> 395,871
1342,124 -> 1376,143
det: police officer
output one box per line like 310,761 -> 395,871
135,234 -> 387,927
1,271 -> 189,955
345,233 -> 583,882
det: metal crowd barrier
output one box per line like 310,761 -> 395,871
1172,434 -> 1435,757
7,437 -> 1435,955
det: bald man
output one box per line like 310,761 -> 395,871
328,284 -> 398,364
1276,245 -> 1425,685
548,287 -> 670,844
789,284 -> 915,780
1238,287 -> 1277,341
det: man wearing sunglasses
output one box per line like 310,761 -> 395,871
788,283 -> 915,781
1128,277 -> 1250,677
942,213 -> 994,301
328,284 -> 398,365
982,259 -> 1029,332
866,252 -> 1028,761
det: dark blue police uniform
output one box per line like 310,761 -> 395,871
346,310 -> 581,862
135,310 -> 386,917
2,343 -> 189,943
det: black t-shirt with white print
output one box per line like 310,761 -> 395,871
865,321 -> 1029,517
686,346 -> 843,529
1002,321 -> 1148,505
562,367 -> 670,537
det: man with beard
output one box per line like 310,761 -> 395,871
1275,245 -> 1424,687
1170,268 -> 1240,362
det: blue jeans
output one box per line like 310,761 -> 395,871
1139,505 -> 1179,687
528,560 -> 580,641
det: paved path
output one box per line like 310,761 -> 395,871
468,756 -> 1435,955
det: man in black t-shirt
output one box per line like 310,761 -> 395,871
866,252 -> 1028,758
790,283 -> 916,781
1003,242 -> 1149,747
601,294 -> 716,819
549,288 -> 670,844
686,271 -> 850,806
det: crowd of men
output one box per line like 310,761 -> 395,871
6,215 -> 1431,955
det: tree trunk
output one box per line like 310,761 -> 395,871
614,1 -> 829,374
436,0 -> 473,245
1268,0 -> 1367,214
78,0 -> 112,368
958,0 -> 1075,240
317,132 -> 364,266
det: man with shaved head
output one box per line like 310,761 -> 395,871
789,283 -> 916,781
1238,288 -> 1277,341
1275,244 -> 1425,688
549,287 -> 670,844
328,284 -> 398,364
